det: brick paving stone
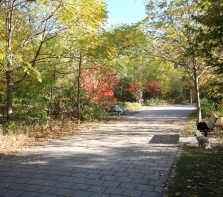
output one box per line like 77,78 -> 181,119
128,172 -> 145,179
57,171 -> 73,176
23,184 -> 43,192
10,178 -> 29,184
52,188 -> 73,196
141,191 -> 161,197
31,173 -> 47,179
71,190 -> 92,197
90,193 -> 110,197
119,182 -> 136,190
122,189 -> 142,197
18,191 -> 41,197
85,173 -> 103,180
73,172 -> 87,178
139,169 -> 155,175
99,170 -> 116,176
104,187 -> 123,195
40,180 -> 60,187
111,167 -> 127,172
116,177 -> 133,183
15,172 -> 33,178
54,181 -> 75,189
149,180 -> 163,186
110,195 -> 126,197
0,189 -> 7,196
102,180 -> 120,188
1,177 -> 17,183
72,183 -> 91,191
73,177 -> 90,184
87,185 -> 107,193
1,190 -> 25,197
86,169 -> 102,174
26,179 -> 45,185
86,179 -> 104,186
5,183 -> 24,190
134,165 -> 149,170
38,194 -> 58,197
114,171 -> 129,177
136,184 -> 155,192
101,175 -> 117,181
44,175 -> 61,181
131,178 -> 148,185
38,186 -> 59,194
73,168 -> 89,173
125,167 -> 140,173
56,176 -> 74,182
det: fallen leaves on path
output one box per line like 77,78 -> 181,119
0,120 -> 103,155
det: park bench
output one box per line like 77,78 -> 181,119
108,104 -> 126,116
198,113 -> 218,137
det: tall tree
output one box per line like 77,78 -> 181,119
59,0 -> 107,123
143,0 -> 213,122
0,0 -> 69,120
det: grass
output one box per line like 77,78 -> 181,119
167,112 -> 223,197
168,146 -> 223,197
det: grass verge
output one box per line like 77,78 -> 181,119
168,146 -> 223,197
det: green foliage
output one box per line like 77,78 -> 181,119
114,77 -> 138,102
193,0 -> 223,73
166,88 -> 190,104
107,24 -> 147,57
200,98 -> 218,116
1,121 -> 17,133
200,79 -> 223,106
13,105 -> 48,120
1,118 -> 50,134
144,98 -> 167,106
122,102 -> 141,111
81,104 -> 105,121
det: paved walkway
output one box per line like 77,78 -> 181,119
0,105 -> 197,197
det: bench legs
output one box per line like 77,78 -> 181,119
117,111 -> 126,116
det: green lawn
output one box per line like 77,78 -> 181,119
168,145 -> 223,197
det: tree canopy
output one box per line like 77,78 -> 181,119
0,0 -> 222,124
192,0 -> 223,73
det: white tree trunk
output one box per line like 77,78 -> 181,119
194,71 -> 202,123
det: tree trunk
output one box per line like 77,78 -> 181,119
77,54 -> 82,124
6,5 -> 13,121
194,75 -> 202,122
6,71 -> 13,120
192,60 -> 202,123
48,70 -> 56,115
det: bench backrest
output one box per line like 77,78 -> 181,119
114,105 -> 124,111
207,114 -> 218,131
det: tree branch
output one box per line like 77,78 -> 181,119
198,66 -> 212,78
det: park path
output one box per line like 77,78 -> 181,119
0,105 -> 197,197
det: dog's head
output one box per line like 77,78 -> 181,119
194,130 -> 201,137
